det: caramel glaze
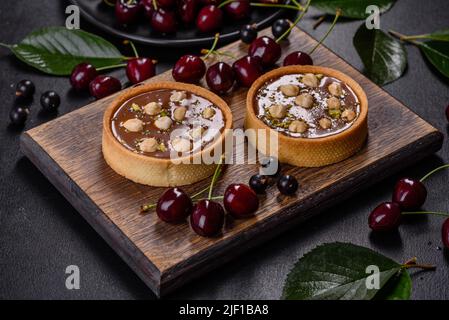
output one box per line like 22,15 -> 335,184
255,74 -> 360,138
111,89 -> 225,158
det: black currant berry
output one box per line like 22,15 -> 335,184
249,174 -> 269,194
240,24 -> 257,44
277,175 -> 299,195
272,19 -> 290,39
9,106 -> 30,126
15,80 -> 35,99
40,91 -> 61,112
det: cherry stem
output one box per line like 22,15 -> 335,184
275,0 -> 311,43
420,164 -> 449,182
313,14 -> 327,30
140,203 -> 156,213
103,0 -> 115,7
191,186 -> 212,199
250,3 -> 304,11
401,257 -> 436,270
194,196 -> 224,203
402,211 -> 449,218
97,63 -> 128,71
203,33 -> 220,59
218,0 -> 235,8
309,8 -> 341,55
388,30 -> 420,45
124,40 -> 139,58
208,156 -> 225,200
152,0 -> 158,10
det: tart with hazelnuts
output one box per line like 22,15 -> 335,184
102,82 -> 233,187
245,66 -> 368,167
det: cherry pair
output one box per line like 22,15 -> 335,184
368,165 -> 449,249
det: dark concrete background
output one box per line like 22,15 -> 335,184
0,0 -> 448,300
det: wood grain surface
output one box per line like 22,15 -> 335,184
20,25 -> 443,297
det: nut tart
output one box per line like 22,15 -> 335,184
245,66 -> 368,167
102,82 -> 233,187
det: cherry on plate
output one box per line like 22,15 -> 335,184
141,0 -> 156,18
156,0 -> 176,8
156,187 -> 193,223
248,36 -> 281,67
442,218 -> 449,249
196,5 -> 223,33
172,54 -> 206,83
224,0 -> 250,20
190,199 -> 225,237
89,76 -> 122,99
206,62 -> 235,94
115,0 -> 141,25
177,0 -> 199,25
70,63 -> 98,91
392,178 -> 427,211
369,202 -> 402,232
232,55 -> 263,87
283,51 -> 314,66
151,8 -> 177,33
224,184 -> 259,218
126,58 -> 156,84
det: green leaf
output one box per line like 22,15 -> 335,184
7,27 -> 124,75
282,243 -> 405,300
376,270 -> 412,300
418,41 -> 449,78
312,0 -> 396,19
353,24 -> 407,85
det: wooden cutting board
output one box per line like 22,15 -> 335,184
20,25 -> 443,297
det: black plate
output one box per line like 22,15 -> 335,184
69,0 -> 284,47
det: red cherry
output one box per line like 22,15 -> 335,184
172,54 -> 206,83
392,178 -> 427,211
190,200 -> 225,237
151,8 -> 177,33
368,202 -> 402,232
283,51 -> 314,66
141,0 -> 155,18
206,62 -> 235,94
248,36 -> 281,67
445,104 -> 449,122
224,184 -> 259,219
196,5 -> 223,33
232,55 -> 263,87
156,187 -> 193,223
70,63 -> 98,91
126,58 -> 156,84
442,218 -> 449,249
177,0 -> 199,24
156,0 -> 176,8
89,75 -> 121,99
224,0 -> 250,20
115,0 -> 141,25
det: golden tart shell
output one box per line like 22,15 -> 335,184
245,66 -> 368,167
102,81 -> 233,187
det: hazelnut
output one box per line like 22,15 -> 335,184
202,107 -> 216,119
289,120 -> 308,133
327,97 -> 341,110
268,104 -> 287,119
328,82 -> 343,96
122,118 -> 143,132
154,116 -> 173,130
143,102 -> 162,116
319,118 -> 332,129
295,93 -> 314,109
173,106 -> 187,122
171,137 -> 192,153
279,84 -> 300,97
342,109 -> 356,122
170,91 -> 187,102
139,138 -> 158,153
301,73 -> 319,87
189,126 -> 205,140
